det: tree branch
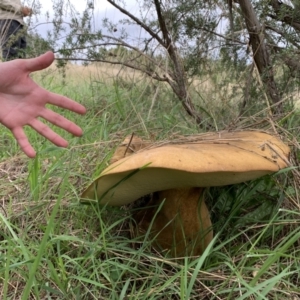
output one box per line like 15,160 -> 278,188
269,0 -> 300,33
265,24 -> 300,49
153,0 -> 207,126
106,0 -> 166,47
56,56 -> 170,82
200,27 -> 247,45
269,45 -> 300,78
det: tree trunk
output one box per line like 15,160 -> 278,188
238,0 -> 282,114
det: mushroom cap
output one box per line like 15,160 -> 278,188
81,131 -> 290,206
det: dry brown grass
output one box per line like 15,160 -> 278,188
48,62 -> 150,86
41,61 -> 224,96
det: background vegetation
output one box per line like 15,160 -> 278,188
0,0 -> 300,299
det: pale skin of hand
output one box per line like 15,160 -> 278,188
21,6 -> 32,17
0,51 -> 86,158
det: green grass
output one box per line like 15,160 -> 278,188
0,64 -> 299,299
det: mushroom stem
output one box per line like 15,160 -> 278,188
133,187 -> 213,257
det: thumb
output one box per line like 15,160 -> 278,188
25,51 -> 55,72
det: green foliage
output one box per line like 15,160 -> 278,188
26,0 -> 300,121
26,33 -> 54,58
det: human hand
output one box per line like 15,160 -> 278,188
21,6 -> 33,17
0,51 -> 86,158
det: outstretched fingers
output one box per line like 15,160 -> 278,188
29,118 -> 69,148
11,114 -> 81,158
39,108 -> 83,137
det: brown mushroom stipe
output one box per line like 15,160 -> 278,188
81,131 -> 290,257
133,188 -> 213,257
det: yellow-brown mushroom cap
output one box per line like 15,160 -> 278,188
81,131 -> 290,206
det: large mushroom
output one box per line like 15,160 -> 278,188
81,131 -> 290,257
